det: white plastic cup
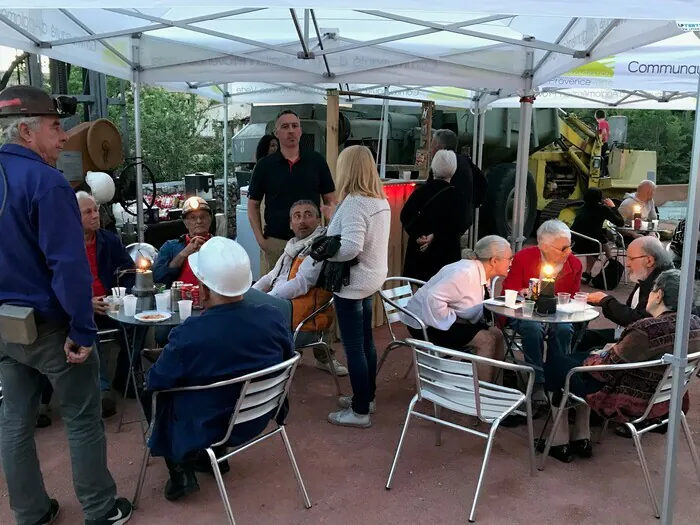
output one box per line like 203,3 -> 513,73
112,287 -> 127,298
640,221 -> 649,230
178,300 -> 193,321
572,294 -> 588,312
557,292 -> 571,305
651,219 -> 659,230
522,300 -> 535,318
123,295 -> 138,317
104,295 -> 121,313
505,289 -> 518,308
155,292 -> 170,312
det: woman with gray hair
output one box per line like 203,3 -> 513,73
400,149 -> 465,282
539,269 -> 700,462
401,235 -> 513,382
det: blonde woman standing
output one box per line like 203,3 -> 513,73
323,145 -> 391,428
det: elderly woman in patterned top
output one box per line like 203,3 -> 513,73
538,269 -> 700,463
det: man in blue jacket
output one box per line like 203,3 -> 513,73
145,237 -> 293,501
0,85 -> 132,524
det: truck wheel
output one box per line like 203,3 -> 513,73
483,163 -> 538,239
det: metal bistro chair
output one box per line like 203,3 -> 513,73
570,230 -> 608,290
133,352 -> 311,524
386,339 -> 536,523
377,277 -> 427,375
539,351 -> 700,518
292,296 -> 342,396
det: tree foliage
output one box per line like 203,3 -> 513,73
572,108 -> 696,185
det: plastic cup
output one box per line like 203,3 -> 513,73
651,219 -> 659,230
104,295 -> 121,313
522,300 -> 535,317
557,292 -> 571,305
155,292 -> 170,312
505,289 -> 518,308
573,293 -> 588,312
123,295 -> 138,317
641,221 -> 649,230
178,300 -> 193,320
112,287 -> 127,298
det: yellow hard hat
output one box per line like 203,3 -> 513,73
182,196 -> 211,217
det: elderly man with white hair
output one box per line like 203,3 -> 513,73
401,149 -> 465,282
618,180 -> 657,223
501,220 -> 583,404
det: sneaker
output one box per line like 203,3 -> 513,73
328,408 -> 371,428
337,395 -> 376,414
101,393 -> 117,419
34,498 -> 59,525
36,412 -> 52,429
315,359 -> 349,376
85,497 -> 132,525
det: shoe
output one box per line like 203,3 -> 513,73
328,408 -> 371,428
193,451 -> 231,476
570,439 -> 593,458
36,413 -> 52,429
615,419 -> 668,439
337,396 -> 376,414
315,359 -> 349,376
34,498 -> 59,525
164,463 -> 200,502
101,393 -> 117,419
85,497 -> 133,525
534,438 -> 575,463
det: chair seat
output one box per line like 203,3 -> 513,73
420,381 -> 525,422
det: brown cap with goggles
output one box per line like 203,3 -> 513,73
0,85 -> 77,118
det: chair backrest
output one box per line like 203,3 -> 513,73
98,328 -> 120,345
208,352 -> 301,448
490,275 -> 503,299
292,297 -> 334,343
379,277 -> 425,341
637,351 -> 700,423
407,338 -> 533,422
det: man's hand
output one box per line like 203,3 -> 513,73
417,234 -> 434,252
587,291 -> 608,305
603,198 -> 615,208
321,203 -> 337,222
182,236 -> 207,257
92,296 -> 109,316
64,337 -> 93,364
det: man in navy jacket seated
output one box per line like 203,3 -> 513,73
145,237 -> 293,501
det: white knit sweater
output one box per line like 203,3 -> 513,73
326,194 -> 391,299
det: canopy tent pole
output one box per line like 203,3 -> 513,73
132,35 -> 145,244
467,105 -> 480,250
379,86 -> 390,178
474,107 -> 486,249
660,72 -> 700,525
512,51 -> 534,252
222,84 -> 230,237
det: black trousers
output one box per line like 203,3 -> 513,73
576,328 -> 616,354
408,320 -> 489,349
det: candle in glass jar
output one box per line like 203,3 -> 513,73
539,264 -> 556,297
633,205 -> 642,230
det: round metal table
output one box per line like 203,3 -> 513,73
615,226 -> 672,236
483,301 -> 600,324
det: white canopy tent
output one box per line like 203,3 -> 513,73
0,6 -> 698,524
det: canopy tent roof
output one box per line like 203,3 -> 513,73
0,7 -> 685,97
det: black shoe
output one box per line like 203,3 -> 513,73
84,497 -> 133,525
615,419 -> 668,439
193,451 -> 230,476
34,498 -> 59,525
569,438 -> 593,458
36,413 -> 52,429
534,438 -> 575,463
101,396 -> 117,419
164,464 -> 200,502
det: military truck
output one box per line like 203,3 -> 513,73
232,104 -> 655,238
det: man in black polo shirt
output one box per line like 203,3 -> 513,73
248,109 -> 337,272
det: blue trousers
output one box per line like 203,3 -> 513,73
510,320 -> 574,383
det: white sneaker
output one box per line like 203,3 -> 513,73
315,359 -> 349,376
337,395 -> 376,414
328,408 -> 371,428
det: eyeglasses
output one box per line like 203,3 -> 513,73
628,255 -> 650,261
186,214 -> 210,223
554,242 -> 574,253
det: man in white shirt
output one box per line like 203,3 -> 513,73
618,180 -> 657,223
253,200 -> 348,376
401,235 -> 512,383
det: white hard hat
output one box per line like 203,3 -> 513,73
188,237 -> 252,297
86,171 -> 115,204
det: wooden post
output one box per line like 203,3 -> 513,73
417,101 -> 434,179
326,89 -> 339,178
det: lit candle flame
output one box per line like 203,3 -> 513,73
634,205 -> 641,214
542,264 -> 554,278
138,257 -> 151,271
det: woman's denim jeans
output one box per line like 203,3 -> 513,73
334,295 -> 376,415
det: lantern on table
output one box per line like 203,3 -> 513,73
633,205 -> 642,230
132,253 -> 156,306
536,264 -> 557,315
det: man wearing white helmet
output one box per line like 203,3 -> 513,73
144,237 -> 293,501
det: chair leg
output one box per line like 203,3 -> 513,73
525,400 -> 536,477
434,403 -> 442,447
376,341 -> 404,375
206,447 -> 237,525
597,420 -> 610,444
320,342 -> 343,397
386,396 -> 418,489
539,400 -> 569,472
680,412 -> 700,483
628,423 -> 660,518
280,426 -> 312,509
132,444 -> 151,509
468,424 -> 499,523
